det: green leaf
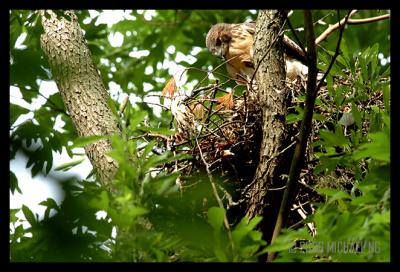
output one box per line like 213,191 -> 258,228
369,210 -> 390,224
39,198 -> 59,219
21,205 -> 37,227
317,188 -> 351,201
352,132 -> 390,162
71,135 -> 107,148
207,206 -> 225,232
247,216 -> 263,230
10,103 -> 30,126
88,191 -> 109,211
137,126 -> 176,136
214,247 -> 228,262
126,108 -> 147,131
10,208 -> 20,224
319,129 -> 350,147
265,241 -> 293,253
54,157 -> 85,171
350,193 -> 377,205
128,206 -> 149,219
10,171 -> 22,194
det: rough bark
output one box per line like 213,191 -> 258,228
40,10 -> 120,187
245,10 -> 294,243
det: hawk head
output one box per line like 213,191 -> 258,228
205,23 -> 232,60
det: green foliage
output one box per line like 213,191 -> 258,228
10,10 -> 389,262
270,40 -> 390,262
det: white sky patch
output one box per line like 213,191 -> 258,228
82,16 -> 92,25
155,77 -> 166,84
166,45 -> 176,54
129,93 -> 141,105
190,46 -> 202,56
10,86 -> 33,111
378,52 -> 390,66
145,66 -> 153,75
207,65 -> 218,81
108,81 -> 124,101
96,210 -> 108,220
39,80 -> 59,97
108,32 -> 124,47
10,152 -> 66,227
129,49 -> 150,58
161,59 -> 187,87
14,32 -> 27,49
54,115 -> 66,132
10,80 -> 59,115
100,58 -> 110,66
175,52 -> 197,65
143,82 -> 154,92
143,94 -> 162,117
92,10 -> 136,27
144,10 -> 157,21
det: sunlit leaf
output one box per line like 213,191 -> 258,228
10,103 -> 30,126
71,135 -> 107,148
22,204 -> 37,227
207,206 -> 225,232
54,157 -> 85,171
10,171 -> 22,194
216,91 -> 234,110
161,77 -> 176,98
352,132 -> 390,162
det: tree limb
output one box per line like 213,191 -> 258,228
315,10 -> 390,45
267,10 -> 352,262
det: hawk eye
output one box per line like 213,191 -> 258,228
215,38 -> 222,46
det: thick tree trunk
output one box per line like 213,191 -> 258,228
40,10 -> 120,187
245,10 -> 294,243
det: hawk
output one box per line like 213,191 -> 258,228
206,22 -> 308,83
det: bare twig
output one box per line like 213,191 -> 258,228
119,95 -> 129,113
24,88 -> 68,115
292,204 -> 317,236
316,10 -> 352,91
346,13 -> 390,24
285,17 -> 308,63
315,10 -> 357,45
242,141 -> 296,195
314,10 -> 390,45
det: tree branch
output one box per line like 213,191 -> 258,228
267,10 -> 352,262
315,10 -> 389,45
267,9 -> 318,262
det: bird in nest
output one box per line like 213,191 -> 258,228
205,21 -> 309,84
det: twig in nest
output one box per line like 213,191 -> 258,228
217,183 -> 240,208
292,203 -> 317,237
242,140 -> 296,196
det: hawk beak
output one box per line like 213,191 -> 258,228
214,48 -> 224,60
